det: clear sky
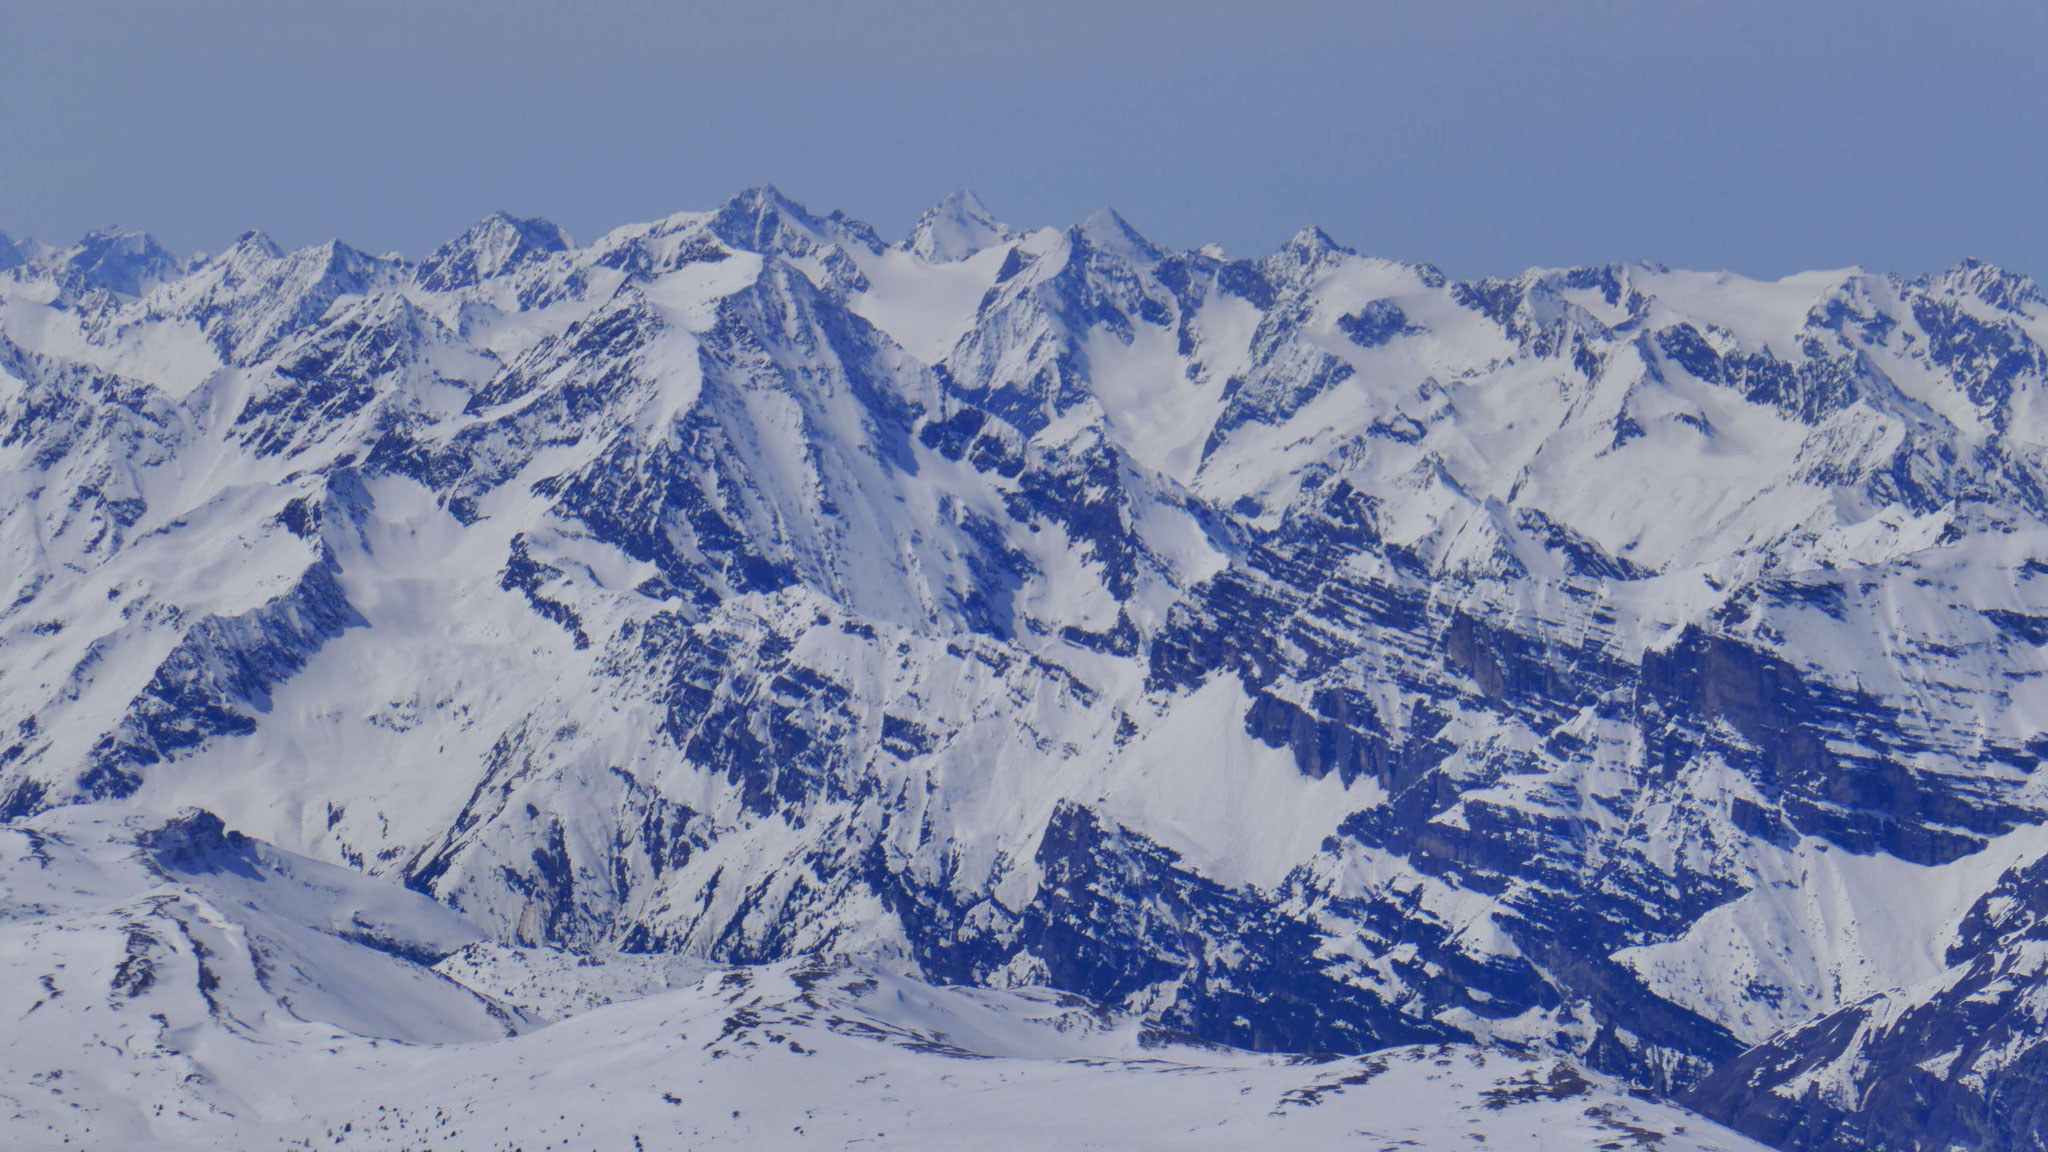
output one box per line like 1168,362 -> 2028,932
3,0 -> 2044,280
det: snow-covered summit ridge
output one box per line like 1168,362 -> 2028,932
3,188 -> 2048,1152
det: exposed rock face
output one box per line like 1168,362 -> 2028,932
4,190 -> 2048,1149
1684,847 -> 2048,1151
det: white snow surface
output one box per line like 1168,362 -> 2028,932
0,810 -> 1770,1151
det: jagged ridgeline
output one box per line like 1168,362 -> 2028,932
4,188 -> 2048,1150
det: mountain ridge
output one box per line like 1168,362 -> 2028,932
3,187 -> 2047,1150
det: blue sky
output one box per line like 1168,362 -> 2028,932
3,0 -> 2043,279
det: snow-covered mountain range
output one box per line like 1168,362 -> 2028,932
4,187 -> 2047,1149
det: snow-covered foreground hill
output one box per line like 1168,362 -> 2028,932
4,190 -> 2048,1149
0,809 -> 1767,1151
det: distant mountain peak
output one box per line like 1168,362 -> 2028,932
1271,224 -> 1355,274
228,229 -> 285,260
708,183 -> 831,252
46,226 -> 187,297
418,211 -> 571,291
1074,206 -> 1161,264
904,190 -> 1013,262
1930,256 -> 2044,313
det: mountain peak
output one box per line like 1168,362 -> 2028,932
709,184 -> 829,252
227,230 -> 285,261
904,190 -> 1013,263
738,181 -> 799,210
53,226 -> 185,296
1272,224 -> 1354,272
1074,206 -> 1161,264
1931,257 -> 2044,313
418,211 -> 571,291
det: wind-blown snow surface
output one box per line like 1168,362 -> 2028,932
4,189 -> 2048,1149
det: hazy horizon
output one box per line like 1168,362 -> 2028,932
5,0 -> 2045,281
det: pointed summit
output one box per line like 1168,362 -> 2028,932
1074,207 -> 1162,265
228,230 -> 285,261
708,184 -> 829,253
303,238 -> 396,292
1273,224 -> 1354,273
905,190 -> 1013,263
418,211 -> 572,292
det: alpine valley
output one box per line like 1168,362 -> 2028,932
2,188 -> 2046,1151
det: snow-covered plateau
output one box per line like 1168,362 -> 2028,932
3,189 -> 2047,1149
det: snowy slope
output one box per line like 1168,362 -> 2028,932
0,809 -> 1770,1151
3,188 -> 2048,1149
